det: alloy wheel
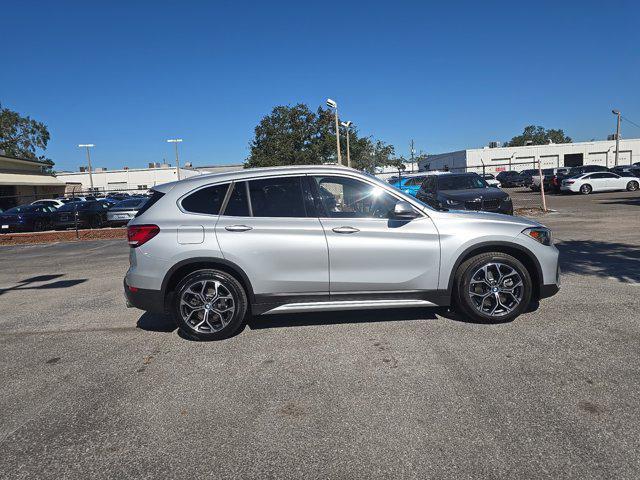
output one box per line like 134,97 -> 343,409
179,279 -> 236,334
468,263 -> 524,317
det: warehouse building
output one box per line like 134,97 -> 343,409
55,164 -> 202,194
55,162 -> 245,194
0,153 -> 66,210
419,138 -> 640,174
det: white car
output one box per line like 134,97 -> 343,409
560,172 -> 640,194
31,199 -> 66,209
480,173 -> 501,187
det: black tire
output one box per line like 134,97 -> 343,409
172,269 -> 248,340
89,215 -> 103,229
33,219 -> 44,232
453,252 -> 532,323
626,180 -> 639,192
580,184 -> 592,195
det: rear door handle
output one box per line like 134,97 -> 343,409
225,224 -> 253,232
332,226 -> 360,234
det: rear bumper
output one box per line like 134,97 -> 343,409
124,279 -> 165,313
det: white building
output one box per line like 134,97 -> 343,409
419,138 -> 640,174
55,166 -> 203,194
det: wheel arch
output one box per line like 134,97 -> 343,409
161,257 -> 255,309
447,242 -> 543,300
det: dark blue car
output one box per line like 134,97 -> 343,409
0,204 -> 56,233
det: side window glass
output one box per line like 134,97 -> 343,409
182,183 -> 230,215
223,182 -> 250,216
249,176 -> 307,217
312,176 -> 399,219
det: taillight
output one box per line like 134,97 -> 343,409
127,224 -> 159,247
565,180 -> 575,185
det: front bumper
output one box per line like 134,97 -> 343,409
124,279 -> 165,313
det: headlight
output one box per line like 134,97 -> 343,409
523,227 -> 552,246
445,199 -> 462,205
503,195 -> 512,202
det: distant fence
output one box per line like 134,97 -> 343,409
0,187 -> 149,211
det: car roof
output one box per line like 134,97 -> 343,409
153,164 -> 362,193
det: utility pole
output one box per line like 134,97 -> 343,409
78,144 -> 95,193
341,121 -> 352,168
537,156 -> 547,212
410,139 -> 415,172
612,109 -> 621,166
167,139 -> 183,180
326,99 -> 342,165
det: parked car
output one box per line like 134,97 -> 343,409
31,199 -> 66,209
416,172 -> 513,215
107,198 -> 148,226
519,169 -> 539,187
124,165 -> 559,340
610,165 -> 640,177
52,201 -> 109,229
555,165 -> 610,189
495,171 -> 525,188
618,170 -> 640,179
531,167 -> 572,192
479,173 -> 501,187
397,174 -> 428,197
560,172 -> 639,194
0,204 -> 56,233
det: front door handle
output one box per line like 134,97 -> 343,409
225,224 -> 253,232
332,226 -> 360,234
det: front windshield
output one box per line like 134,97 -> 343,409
437,175 -> 487,190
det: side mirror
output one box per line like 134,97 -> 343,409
392,201 -> 419,220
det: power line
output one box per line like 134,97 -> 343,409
621,115 -> 640,130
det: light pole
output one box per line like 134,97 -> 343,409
612,110 -> 621,166
78,144 -> 95,193
326,99 -> 342,165
341,121 -> 352,168
167,138 -> 183,179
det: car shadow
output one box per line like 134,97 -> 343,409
0,274 -> 87,296
247,307 -> 440,330
599,196 -> 640,207
556,239 -> 640,283
136,312 -> 177,333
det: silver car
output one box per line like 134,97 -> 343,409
124,165 -> 560,340
107,198 -> 147,226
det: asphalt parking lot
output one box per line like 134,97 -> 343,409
1,190 -> 639,479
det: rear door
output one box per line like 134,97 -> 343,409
310,174 -> 440,296
215,175 -> 329,301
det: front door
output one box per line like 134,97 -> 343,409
215,176 -> 329,303
310,175 -> 440,296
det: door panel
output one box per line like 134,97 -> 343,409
310,174 -> 440,294
214,178 -> 328,296
320,216 -> 440,292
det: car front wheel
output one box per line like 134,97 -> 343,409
173,269 -> 248,340
454,252 -> 532,323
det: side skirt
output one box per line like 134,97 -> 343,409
253,290 -> 450,315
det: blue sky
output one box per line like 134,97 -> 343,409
3,0 -> 639,171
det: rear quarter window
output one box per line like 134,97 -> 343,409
135,191 -> 165,217
180,184 -> 229,215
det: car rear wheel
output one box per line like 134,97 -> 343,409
580,184 -> 592,195
454,252 -> 532,323
173,269 -> 248,340
33,219 -> 45,232
626,180 -> 639,191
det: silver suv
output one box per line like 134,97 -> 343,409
125,165 -> 560,340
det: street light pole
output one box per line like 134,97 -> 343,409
326,99 -> 342,165
341,121 -> 352,168
166,138 -> 183,180
612,110 -> 621,166
78,144 -> 95,193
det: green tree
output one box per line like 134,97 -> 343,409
0,104 -> 53,168
504,125 -> 572,147
246,103 -> 401,171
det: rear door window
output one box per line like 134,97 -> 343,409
181,183 -> 230,215
223,182 -> 250,217
248,176 -> 308,217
